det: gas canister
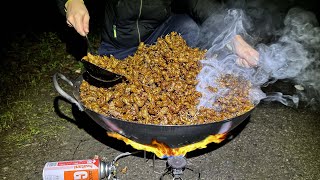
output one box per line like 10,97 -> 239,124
42,158 -> 113,180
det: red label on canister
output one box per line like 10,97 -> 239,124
43,158 -> 100,180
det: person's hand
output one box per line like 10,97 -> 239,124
65,0 -> 90,36
231,35 -> 259,68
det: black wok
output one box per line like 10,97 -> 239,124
53,73 -> 255,148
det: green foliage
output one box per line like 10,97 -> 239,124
0,32 -> 81,145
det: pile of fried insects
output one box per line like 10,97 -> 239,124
80,32 -> 254,125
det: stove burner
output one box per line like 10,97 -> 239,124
159,156 -> 200,180
168,156 -> 187,169
168,156 -> 187,179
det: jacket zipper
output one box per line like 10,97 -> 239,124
113,1 -> 121,39
136,0 -> 143,42
113,25 -> 117,38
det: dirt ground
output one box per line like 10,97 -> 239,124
1,29 -> 320,180
1,1 -> 320,179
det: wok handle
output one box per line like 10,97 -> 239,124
53,73 -> 84,111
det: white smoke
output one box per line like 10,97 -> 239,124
196,7 -> 320,110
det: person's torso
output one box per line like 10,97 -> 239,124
103,0 -> 172,48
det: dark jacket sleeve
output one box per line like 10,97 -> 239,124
186,0 -> 223,24
56,0 -> 68,16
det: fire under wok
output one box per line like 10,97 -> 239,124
53,72 -> 255,148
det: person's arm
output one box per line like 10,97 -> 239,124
56,0 -> 90,36
230,35 -> 259,68
187,0 -> 259,68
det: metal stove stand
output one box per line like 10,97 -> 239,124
158,156 -> 201,180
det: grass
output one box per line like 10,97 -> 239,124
0,31 -> 87,146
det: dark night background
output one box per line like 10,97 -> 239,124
1,0 -> 105,61
1,0 -> 319,62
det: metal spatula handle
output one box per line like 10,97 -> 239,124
85,35 -> 96,54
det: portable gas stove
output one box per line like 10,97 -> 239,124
100,150 -> 201,180
103,131 -> 228,180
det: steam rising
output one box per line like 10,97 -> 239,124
196,7 -> 320,110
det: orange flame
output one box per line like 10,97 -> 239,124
107,132 -> 227,158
